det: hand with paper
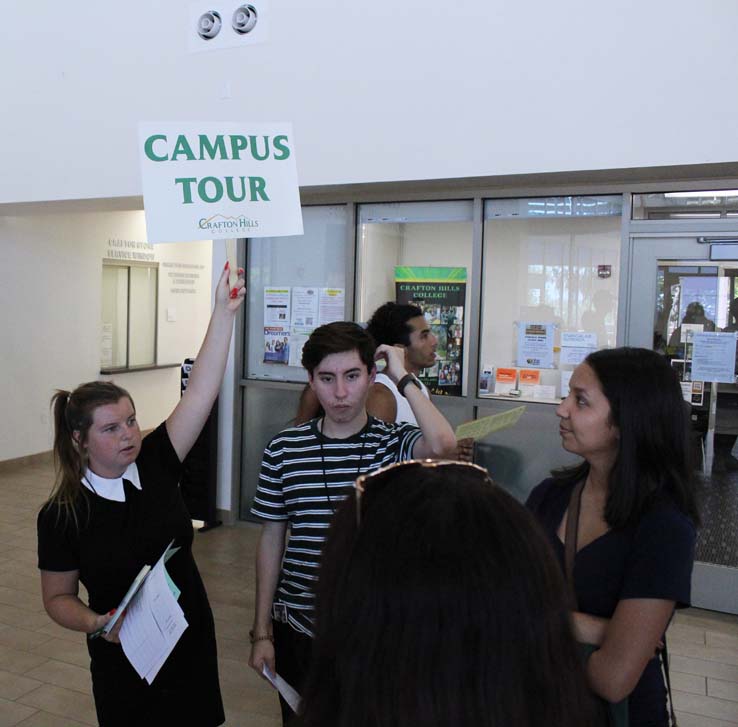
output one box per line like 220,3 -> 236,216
90,607 -> 125,644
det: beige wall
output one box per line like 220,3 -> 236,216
0,210 -> 211,461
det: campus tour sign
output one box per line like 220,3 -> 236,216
138,122 -> 303,243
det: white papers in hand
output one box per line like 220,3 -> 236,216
119,549 -> 188,684
262,664 -> 301,714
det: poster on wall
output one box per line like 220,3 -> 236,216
517,322 -> 555,369
263,285 -> 346,367
691,331 -> 737,383
138,122 -> 303,243
263,287 -> 290,364
395,267 -> 466,396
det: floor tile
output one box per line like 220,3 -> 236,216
29,640 -> 90,670
711,678 -> 738,704
23,662 -> 91,696
17,685 -> 97,726
0,646 -> 49,676
670,670 -> 707,695
0,698 -> 37,727
0,672 -> 43,701
672,690 -> 738,723
16,711 -> 89,727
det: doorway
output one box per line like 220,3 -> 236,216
624,235 -> 738,613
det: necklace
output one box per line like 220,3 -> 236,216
318,416 -> 369,513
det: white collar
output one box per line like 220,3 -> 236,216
81,462 -> 142,502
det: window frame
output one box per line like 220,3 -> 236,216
100,258 -> 160,374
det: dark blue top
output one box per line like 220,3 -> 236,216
526,478 -> 696,727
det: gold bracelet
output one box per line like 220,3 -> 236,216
249,629 -> 274,645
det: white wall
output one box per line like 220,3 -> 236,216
3,0 -> 738,205
0,210 -> 211,460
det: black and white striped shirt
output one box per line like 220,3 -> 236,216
251,416 -> 422,636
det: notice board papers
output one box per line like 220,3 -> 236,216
691,332 -> 738,384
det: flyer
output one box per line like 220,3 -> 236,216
479,365 -> 493,395
318,288 -> 345,326
560,370 -> 573,398
691,332 -> 737,383
264,287 -> 291,326
288,331 -> 310,367
518,369 -> 540,397
561,331 -> 597,348
291,287 -> 320,329
517,322 -> 555,369
263,327 -> 290,364
680,323 -> 703,344
560,346 -> 593,366
494,368 -> 517,395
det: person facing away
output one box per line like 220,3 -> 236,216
667,300 -> 716,349
248,321 -> 457,725
299,460 -> 601,727
294,302 -> 473,460
526,347 -> 699,727
36,261 -> 246,727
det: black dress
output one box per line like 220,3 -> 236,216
37,423 -> 225,727
527,478 -> 696,727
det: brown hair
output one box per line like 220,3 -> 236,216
46,382 -> 135,525
301,322 -> 376,376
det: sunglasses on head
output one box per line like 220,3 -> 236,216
353,459 -> 494,526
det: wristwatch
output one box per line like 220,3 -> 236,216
397,373 -> 422,398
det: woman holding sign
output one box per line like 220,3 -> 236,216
37,262 -> 245,726
526,347 -> 699,726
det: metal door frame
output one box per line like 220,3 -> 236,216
622,228 -> 738,613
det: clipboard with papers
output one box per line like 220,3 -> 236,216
92,540 -> 188,684
95,540 -> 179,637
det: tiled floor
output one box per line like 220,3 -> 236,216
0,459 -> 736,726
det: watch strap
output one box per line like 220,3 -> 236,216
397,373 -> 422,398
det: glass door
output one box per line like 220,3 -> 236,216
624,235 -> 738,613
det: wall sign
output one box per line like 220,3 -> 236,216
138,122 -> 303,242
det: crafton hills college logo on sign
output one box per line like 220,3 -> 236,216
198,214 -> 260,232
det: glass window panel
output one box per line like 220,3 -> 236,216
246,205 -> 349,382
633,190 -> 738,219
480,196 -> 622,402
129,266 -> 157,366
357,200 -> 474,396
101,265 -> 128,368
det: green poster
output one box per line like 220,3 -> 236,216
395,267 -> 466,396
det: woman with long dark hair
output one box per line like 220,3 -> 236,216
299,460 -> 600,727
527,347 -> 699,726
37,263 -> 245,726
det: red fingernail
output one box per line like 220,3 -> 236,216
238,267 -> 244,274
224,261 -> 230,270
230,288 -> 238,299
108,609 -> 116,615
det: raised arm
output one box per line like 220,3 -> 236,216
166,262 -> 245,461
374,344 -> 456,459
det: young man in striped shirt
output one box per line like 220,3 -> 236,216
248,321 -> 457,723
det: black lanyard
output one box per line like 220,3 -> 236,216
318,416 -> 369,513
